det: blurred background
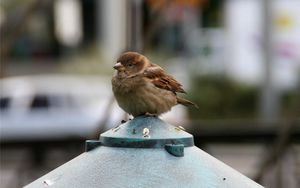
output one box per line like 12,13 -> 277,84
0,0 -> 299,187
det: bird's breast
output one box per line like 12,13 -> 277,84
112,76 -> 142,94
112,76 -> 177,116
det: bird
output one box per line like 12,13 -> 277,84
112,52 -> 197,117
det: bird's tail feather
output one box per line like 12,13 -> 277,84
177,97 -> 198,108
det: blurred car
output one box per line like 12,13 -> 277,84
0,74 -> 188,142
0,75 -> 123,142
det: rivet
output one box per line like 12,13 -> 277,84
143,128 -> 150,138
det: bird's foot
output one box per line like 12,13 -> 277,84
121,118 -> 132,124
144,112 -> 158,117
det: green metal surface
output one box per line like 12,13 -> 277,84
86,116 -> 193,157
165,144 -> 184,157
25,116 -> 264,188
98,116 -> 194,149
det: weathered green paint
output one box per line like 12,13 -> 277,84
99,116 -> 194,149
165,144 -> 184,157
25,116 -> 264,188
85,140 -> 101,152
86,116 -> 193,157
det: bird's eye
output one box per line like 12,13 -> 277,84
128,64 -> 133,67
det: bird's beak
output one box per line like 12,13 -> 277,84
113,62 -> 124,71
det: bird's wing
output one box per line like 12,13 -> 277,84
143,64 -> 186,93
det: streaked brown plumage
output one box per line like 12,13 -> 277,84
112,52 -> 197,117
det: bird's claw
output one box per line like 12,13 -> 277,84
144,112 -> 158,117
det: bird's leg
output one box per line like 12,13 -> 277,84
121,113 -> 132,123
144,112 -> 158,117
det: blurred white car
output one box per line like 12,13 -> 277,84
0,75 -> 188,142
0,75 -> 123,142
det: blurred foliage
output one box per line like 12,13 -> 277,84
281,89 -> 300,117
188,75 -> 258,120
201,0 -> 223,28
188,75 -> 300,120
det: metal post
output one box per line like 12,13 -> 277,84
260,0 -> 280,124
97,0 -> 127,61
126,0 -> 143,52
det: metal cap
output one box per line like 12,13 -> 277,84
86,116 -> 194,157
25,116 -> 264,188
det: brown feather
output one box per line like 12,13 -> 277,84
177,97 -> 198,108
144,64 -> 186,93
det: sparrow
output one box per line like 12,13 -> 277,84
112,52 -> 197,117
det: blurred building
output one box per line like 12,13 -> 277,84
2,0 -> 299,88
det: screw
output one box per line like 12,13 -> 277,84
175,126 -> 185,131
143,128 -> 150,138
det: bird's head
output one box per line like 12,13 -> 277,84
114,52 -> 150,76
